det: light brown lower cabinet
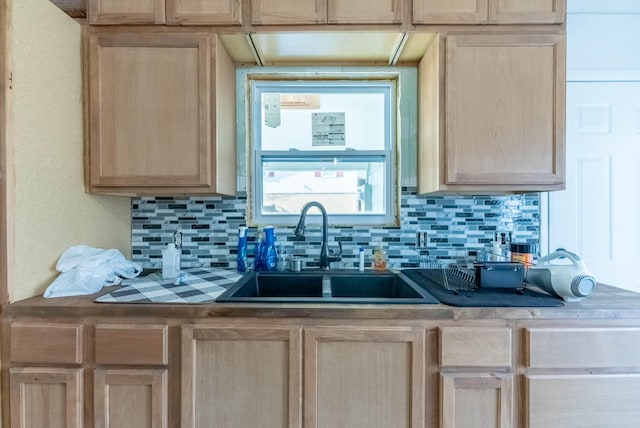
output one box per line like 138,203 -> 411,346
441,372 -> 513,428
524,374 -> 640,428
304,327 -> 426,428
9,368 -> 83,428
521,323 -> 640,428
94,368 -> 168,428
181,325 -> 303,428
438,325 -> 513,428
9,317 -> 640,428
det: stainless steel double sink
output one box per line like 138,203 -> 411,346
215,270 -> 439,304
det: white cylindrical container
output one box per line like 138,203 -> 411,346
162,243 -> 180,279
358,247 -> 365,271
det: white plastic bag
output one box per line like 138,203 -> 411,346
44,245 -> 142,298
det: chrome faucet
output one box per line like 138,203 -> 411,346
294,201 -> 342,270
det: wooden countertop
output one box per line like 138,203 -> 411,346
4,283 -> 640,320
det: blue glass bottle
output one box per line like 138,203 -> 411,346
263,226 -> 277,271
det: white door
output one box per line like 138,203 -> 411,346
547,81 -> 640,291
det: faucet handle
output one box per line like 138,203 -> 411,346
329,241 -> 343,263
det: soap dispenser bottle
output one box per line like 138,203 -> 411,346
263,225 -> 277,271
372,241 -> 387,272
162,243 -> 180,279
490,233 -> 502,261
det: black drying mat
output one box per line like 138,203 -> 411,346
403,269 -> 564,307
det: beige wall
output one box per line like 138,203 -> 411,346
7,0 -> 131,302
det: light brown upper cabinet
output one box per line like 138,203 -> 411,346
87,31 -> 237,196
327,0 -> 403,24
166,0 -> 243,25
413,0 -> 565,24
89,0 -> 167,25
489,0 -> 565,24
413,0 -> 489,24
251,0 -> 326,24
251,0 -> 402,25
89,0 -> 243,25
418,33 -> 566,193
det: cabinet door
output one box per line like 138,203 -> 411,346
327,0 -> 402,24
166,0 -> 243,25
305,327 -> 425,428
413,0 -> 488,24
94,369 -> 167,428
88,0 -> 166,25
441,372 -> 513,428
525,374 -> 640,428
251,0 -> 326,25
489,0 -> 565,24
10,368 -> 83,428
445,34 -> 565,187
181,325 -> 302,428
88,32 -> 236,195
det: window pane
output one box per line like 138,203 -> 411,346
261,158 -> 386,216
260,91 -> 387,151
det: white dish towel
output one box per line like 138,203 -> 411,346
44,245 -> 142,298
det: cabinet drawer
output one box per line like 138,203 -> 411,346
440,327 -> 511,368
524,327 -> 640,369
10,323 -> 83,364
95,324 -> 168,366
525,374 -> 640,428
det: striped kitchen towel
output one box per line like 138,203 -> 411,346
95,267 -> 243,304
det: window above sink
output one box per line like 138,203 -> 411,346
248,76 -> 399,226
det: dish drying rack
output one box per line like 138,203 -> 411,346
418,256 -> 477,294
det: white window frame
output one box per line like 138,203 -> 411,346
249,78 -> 398,226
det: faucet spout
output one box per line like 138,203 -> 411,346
295,201 -> 334,269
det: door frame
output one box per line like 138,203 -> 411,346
1,0 -> 10,305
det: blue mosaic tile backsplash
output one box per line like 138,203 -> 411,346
131,188 -> 540,270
